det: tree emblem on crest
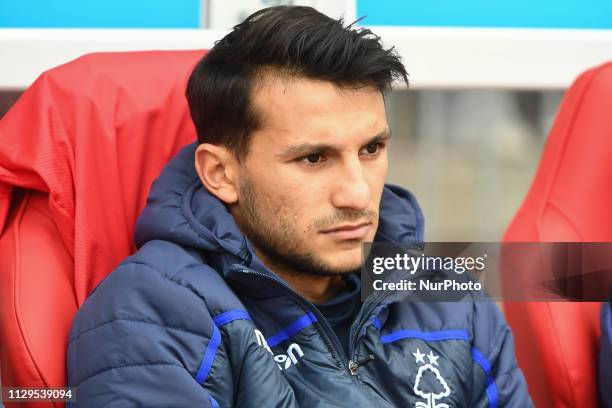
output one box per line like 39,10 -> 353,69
412,348 -> 451,408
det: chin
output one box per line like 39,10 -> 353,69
322,249 -> 363,273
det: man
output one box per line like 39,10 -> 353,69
67,6 -> 532,407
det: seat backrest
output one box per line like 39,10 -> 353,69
0,50 -> 205,405
503,62 -> 612,407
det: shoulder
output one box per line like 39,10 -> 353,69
66,240 -> 247,389
386,297 -> 511,351
69,239 -> 243,344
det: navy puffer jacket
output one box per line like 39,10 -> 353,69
67,143 -> 532,407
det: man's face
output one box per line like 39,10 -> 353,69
232,76 -> 389,277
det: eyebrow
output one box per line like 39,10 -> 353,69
277,129 -> 392,159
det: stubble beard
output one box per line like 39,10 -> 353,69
236,178 -> 369,277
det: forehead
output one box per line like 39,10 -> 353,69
250,76 -> 387,147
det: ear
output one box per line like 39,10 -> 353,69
194,143 -> 239,204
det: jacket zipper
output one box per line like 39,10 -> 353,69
347,242 -> 427,375
234,265 -> 393,406
233,266 -> 351,373
348,354 -> 375,375
234,266 -> 394,373
347,290 -> 394,375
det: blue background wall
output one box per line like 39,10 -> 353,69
0,0 -> 200,28
357,0 -> 612,29
1,1 -> 611,29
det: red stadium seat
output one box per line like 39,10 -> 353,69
503,62 -> 612,407
0,50 -> 205,407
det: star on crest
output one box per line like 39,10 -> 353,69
427,350 -> 440,366
413,348 -> 426,364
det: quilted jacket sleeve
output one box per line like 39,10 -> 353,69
471,301 -> 534,408
66,261 -> 223,407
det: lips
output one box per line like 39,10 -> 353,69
321,222 -> 371,240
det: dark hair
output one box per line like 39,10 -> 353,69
186,6 -> 408,159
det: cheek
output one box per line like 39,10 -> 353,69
376,153 -> 389,181
262,189 -> 304,230
368,162 -> 387,238
368,161 -> 388,200
276,181 -> 323,218
252,168 -> 327,236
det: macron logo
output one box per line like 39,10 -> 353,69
254,329 -> 304,370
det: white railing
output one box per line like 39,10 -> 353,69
1,26 -> 611,90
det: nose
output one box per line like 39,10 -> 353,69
330,158 -> 371,211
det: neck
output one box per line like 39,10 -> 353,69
275,270 -> 346,304
255,252 -> 346,303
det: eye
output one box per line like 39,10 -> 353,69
299,153 -> 324,165
361,142 -> 384,156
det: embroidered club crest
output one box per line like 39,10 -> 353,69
412,348 -> 451,408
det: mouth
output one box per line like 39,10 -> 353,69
321,222 -> 371,240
